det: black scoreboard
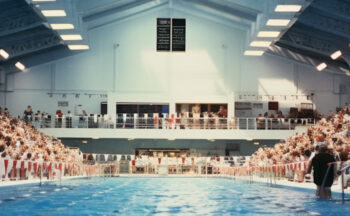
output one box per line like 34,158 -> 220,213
157,18 -> 186,52
156,18 -> 171,51
172,19 -> 186,51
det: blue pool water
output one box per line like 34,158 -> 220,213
0,177 -> 350,216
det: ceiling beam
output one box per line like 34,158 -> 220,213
85,0 -> 169,30
310,0 -> 350,24
268,44 -> 349,76
83,0 -> 156,22
171,1 -> 249,31
297,7 -> 350,40
178,0 -> 256,25
1,32 -> 61,60
279,25 -> 348,57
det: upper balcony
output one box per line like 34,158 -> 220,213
33,115 -> 314,140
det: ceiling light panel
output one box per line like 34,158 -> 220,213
15,62 -> 26,71
50,23 -> 74,30
41,10 -> 66,17
250,41 -> 272,47
275,5 -> 302,12
60,34 -> 83,41
0,49 -> 9,59
316,63 -> 327,71
244,50 -> 264,56
68,45 -> 90,50
257,31 -> 280,38
266,19 -> 290,26
330,50 -> 342,60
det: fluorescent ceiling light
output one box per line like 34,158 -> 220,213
60,34 -> 83,41
68,45 -> 90,50
330,50 -> 342,60
50,23 -> 74,30
257,31 -> 280,38
91,137 -> 99,140
128,138 -> 135,141
41,10 -> 66,17
244,50 -> 264,56
266,19 -> 290,26
316,63 -> 327,71
246,138 -> 253,141
0,49 -> 9,59
275,5 -> 302,12
250,41 -> 272,47
168,138 -> 176,141
82,140 -> 88,144
15,62 -> 26,71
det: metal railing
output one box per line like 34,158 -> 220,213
26,115 -> 315,130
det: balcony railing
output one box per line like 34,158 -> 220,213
26,115 -> 315,130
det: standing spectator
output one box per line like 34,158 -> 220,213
307,140 -> 336,199
23,105 -> 33,124
66,110 -> 72,128
55,110 -> 63,128
4,108 -> 10,117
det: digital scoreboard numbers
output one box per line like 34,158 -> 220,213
172,18 -> 186,51
157,18 -> 171,51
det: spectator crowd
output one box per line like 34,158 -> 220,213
248,105 -> 350,168
0,106 -> 82,164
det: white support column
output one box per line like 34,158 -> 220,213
227,92 -> 235,129
227,92 -> 235,118
169,100 -> 176,116
107,92 -> 117,128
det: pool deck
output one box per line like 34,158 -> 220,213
0,176 -> 85,187
1,174 -> 349,195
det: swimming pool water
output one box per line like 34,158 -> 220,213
0,177 -> 350,216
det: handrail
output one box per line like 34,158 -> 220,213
25,115 -> 315,130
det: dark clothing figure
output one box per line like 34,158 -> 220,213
88,154 -> 94,161
311,152 -> 335,187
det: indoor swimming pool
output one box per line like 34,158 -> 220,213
0,177 -> 349,216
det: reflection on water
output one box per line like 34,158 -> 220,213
0,177 -> 349,216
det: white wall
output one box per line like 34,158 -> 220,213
3,7 -> 350,117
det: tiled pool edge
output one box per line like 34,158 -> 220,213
1,174 -> 349,196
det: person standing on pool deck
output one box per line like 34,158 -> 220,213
307,139 -> 335,199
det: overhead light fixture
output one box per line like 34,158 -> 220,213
244,50 -> 264,56
266,19 -> 290,26
316,62 -> 327,71
246,138 -> 253,141
250,41 -> 272,47
168,138 -> 176,141
41,10 -> 66,17
15,62 -> 26,71
330,50 -> 342,60
82,140 -> 88,144
92,137 -> 99,140
50,23 -> 74,30
275,5 -> 302,12
0,49 -> 9,59
253,142 -> 259,145
257,31 -> 280,38
60,34 -> 83,41
209,139 -> 215,142
128,138 -> 135,141
68,45 -> 90,50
